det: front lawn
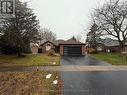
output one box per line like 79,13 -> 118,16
0,54 -> 60,67
91,53 -> 127,65
0,71 -> 62,95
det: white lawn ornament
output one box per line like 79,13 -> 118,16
46,73 -> 52,79
53,62 -> 56,65
37,67 -> 39,71
53,80 -> 58,85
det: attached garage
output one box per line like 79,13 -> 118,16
63,46 -> 82,56
59,40 -> 86,56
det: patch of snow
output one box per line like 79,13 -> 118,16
52,62 -> 56,65
36,67 -> 39,71
53,80 -> 58,84
46,73 -> 52,79
56,76 -> 58,79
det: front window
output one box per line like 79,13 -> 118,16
46,44 -> 51,51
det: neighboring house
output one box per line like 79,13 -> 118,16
96,38 -> 127,52
32,39 -> 86,56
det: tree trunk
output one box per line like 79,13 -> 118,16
17,46 -> 21,57
119,41 -> 125,53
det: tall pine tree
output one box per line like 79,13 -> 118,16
1,0 -> 39,56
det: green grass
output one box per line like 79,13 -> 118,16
0,54 -> 60,67
91,53 -> 127,65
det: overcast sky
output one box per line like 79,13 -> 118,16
21,0 -> 108,42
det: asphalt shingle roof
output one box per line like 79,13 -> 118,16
97,38 -> 127,46
55,39 -> 85,45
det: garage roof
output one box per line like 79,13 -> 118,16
41,39 -> 86,46
58,39 -> 86,45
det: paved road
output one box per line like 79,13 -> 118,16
61,56 -> 127,95
61,71 -> 127,95
61,56 -> 111,65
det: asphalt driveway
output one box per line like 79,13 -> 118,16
61,56 -> 111,65
61,71 -> 127,95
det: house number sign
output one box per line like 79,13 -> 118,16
0,0 -> 15,18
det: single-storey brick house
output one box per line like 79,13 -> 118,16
96,38 -> 127,52
35,39 -> 86,56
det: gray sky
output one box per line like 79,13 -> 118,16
21,0 -> 107,42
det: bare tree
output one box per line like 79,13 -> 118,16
75,34 -> 82,42
94,0 -> 127,52
38,28 -> 56,43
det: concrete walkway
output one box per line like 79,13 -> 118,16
0,66 -> 127,72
